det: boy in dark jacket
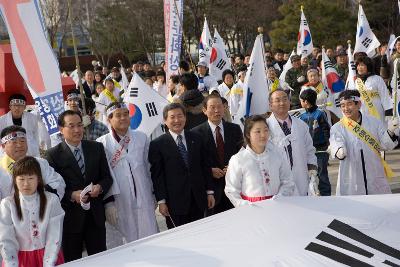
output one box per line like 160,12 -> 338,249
299,89 -> 331,196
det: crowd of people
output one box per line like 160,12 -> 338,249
0,38 -> 400,266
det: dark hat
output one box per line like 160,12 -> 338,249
290,55 -> 301,63
179,89 -> 204,107
111,67 -> 119,72
336,49 -> 347,57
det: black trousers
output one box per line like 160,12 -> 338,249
62,212 -> 106,262
166,193 -> 204,229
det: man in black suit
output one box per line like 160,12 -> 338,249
77,70 -> 94,97
45,110 -> 114,262
192,94 -> 243,214
149,103 -> 215,229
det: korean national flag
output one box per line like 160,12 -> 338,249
125,73 -> 169,136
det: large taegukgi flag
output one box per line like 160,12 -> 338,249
0,0 -> 64,135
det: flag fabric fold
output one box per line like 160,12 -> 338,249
297,8 -> 313,58
321,48 -> 345,118
234,35 -> 269,126
354,4 -> 380,57
209,28 -> 231,82
198,17 -> 213,65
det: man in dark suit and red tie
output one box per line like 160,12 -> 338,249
149,103 -> 215,229
192,94 -> 243,214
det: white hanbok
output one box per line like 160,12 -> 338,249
197,75 -> 218,93
225,143 -> 295,207
229,80 -> 244,118
213,82 -> 231,102
97,88 -> 121,124
267,113 -> 317,196
0,192 -> 64,267
0,111 -> 50,157
0,156 -> 65,201
330,113 -> 397,195
153,82 -> 168,98
97,130 -> 158,243
359,75 -> 392,123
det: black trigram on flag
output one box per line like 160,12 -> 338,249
335,98 -> 341,108
130,87 -> 138,97
362,37 -> 373,48
145,102 -> 158,117
216,59 -> 227,70
305,219 -> 400,266
324,60 -> 334,69
350,61 -> 356,71
199,51 -> 206,58
302,20 -> 308,26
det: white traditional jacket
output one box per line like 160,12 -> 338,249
267,113 -> 317,196
97,130 -> 158,242
330,113 -> 397,195
360,75 -> 392,123
0,111 -> 50,157
0,192 -> 64,267
225,144 -> 295,207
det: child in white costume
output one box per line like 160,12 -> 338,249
225,115 -> 296,207
0,157 -> 65,267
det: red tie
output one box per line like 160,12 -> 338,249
215,126 -> 224,166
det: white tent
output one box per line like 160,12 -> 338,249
63,194 -> 400,266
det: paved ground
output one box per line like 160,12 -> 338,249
155,149 -> 400,232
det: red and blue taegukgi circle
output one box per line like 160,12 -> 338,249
128,103 -> 142,129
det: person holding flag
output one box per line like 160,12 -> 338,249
355,56 -> 392,123
285,55 -> 308,109
196,61 -> 218,95
330,90 -> 399,195
97,102 -> 158,244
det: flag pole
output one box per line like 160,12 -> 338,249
346,40 -> 352,90
257,26 -> 267,71
67,0 -> 90,135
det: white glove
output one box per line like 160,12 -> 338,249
297,76 -> 305,83
82,115 -> 91,127
105,202 -> 118,226
307,170 -> 320,196
388,117 -> 399,135
335,147 -> 347,160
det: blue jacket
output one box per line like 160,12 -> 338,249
299,106 -> 330,151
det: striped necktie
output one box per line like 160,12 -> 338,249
177,134 -> 189,168
74,148 -> 85,176
281,121 -> 293,168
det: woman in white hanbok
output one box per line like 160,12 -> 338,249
225,115 -> 295,207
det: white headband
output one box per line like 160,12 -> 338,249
339,96 -> 360,103
9,99 -> 26,105
67,93 -> 80,100
106,103 -> 128,117
1,131 -> 26,144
